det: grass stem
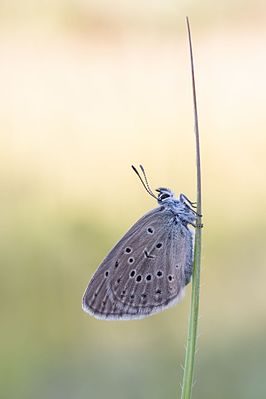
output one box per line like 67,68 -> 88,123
180,17 -> 202,399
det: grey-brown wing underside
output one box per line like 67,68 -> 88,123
82,206 -> 193,320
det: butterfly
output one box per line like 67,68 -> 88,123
82,165 -> 200,320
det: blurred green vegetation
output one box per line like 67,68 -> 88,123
1,2 -> 266,399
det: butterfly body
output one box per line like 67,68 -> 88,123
82,187 -> 197,320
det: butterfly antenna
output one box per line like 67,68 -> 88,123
131,165 -> 157,200
139,165 -> 157,197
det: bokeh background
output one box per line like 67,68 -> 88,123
1,1 -> 266,398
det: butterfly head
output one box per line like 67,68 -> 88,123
155,187 -> 175,204
131,165 -> 199,217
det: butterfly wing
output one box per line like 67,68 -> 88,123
82,206 -> 193,320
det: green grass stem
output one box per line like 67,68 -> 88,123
180,17 -> 202,399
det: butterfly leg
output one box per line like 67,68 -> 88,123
180,193 -> 197,208
189,221 -> 203,229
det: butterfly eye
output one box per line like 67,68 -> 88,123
160,193 -> 170,200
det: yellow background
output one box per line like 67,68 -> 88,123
1,2 -> 266,398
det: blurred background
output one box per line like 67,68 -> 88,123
1,1 -> 266,398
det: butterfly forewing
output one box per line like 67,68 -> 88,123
82,206 -> 193,320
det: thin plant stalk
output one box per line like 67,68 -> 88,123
180,17 -> 202,399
